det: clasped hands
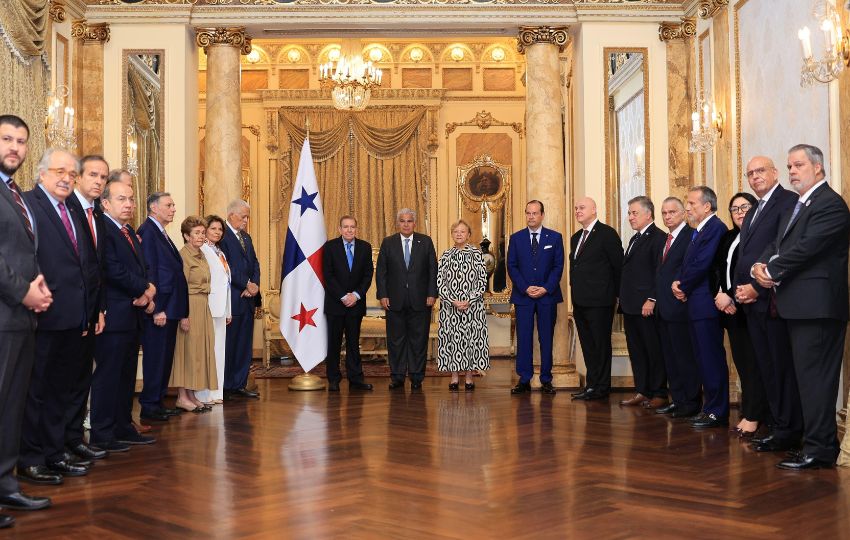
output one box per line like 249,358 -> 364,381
133,283 -> 157,315
240,280 -> 260,298
714,292 -> 737,315
22,274 -> 52,313
379,296 -> 436,310
671,280 -> 687,302
751,263 -> 776,289
525,285 -> 547,299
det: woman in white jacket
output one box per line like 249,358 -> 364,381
196,215 -> 232,405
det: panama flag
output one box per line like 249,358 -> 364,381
280,137 -> 327,372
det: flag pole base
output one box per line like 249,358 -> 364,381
288,373 -> 326,391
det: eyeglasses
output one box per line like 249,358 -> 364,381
47,167 -> 79,180
729,203 -> 752,214
745,166 -> 773,179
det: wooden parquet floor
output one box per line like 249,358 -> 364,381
5,359 -> 849,539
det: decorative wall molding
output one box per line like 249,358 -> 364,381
658,16 -> 696,41
49,0 -> 67,23
257,88 -> 446,102
445,110 -> 524,137
194,27 -> 252,54
71,20 -> 110,43
516,26 -> 570,54
697,0 -> 728,18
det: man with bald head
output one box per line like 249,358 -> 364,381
569,197 -> 623,401
733,156 -> 800,451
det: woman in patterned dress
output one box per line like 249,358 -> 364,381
437,220 -> 490,391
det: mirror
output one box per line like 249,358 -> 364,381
457,154 -> 511,299
123,50 -> 164,228
604,48 -> 650,248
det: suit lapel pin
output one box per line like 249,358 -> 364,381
805,199 -> 811,207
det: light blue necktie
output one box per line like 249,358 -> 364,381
783,200 -> 804,236
346,242 -> 354,270
404,238 -> 411,268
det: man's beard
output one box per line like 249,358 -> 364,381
0,156 -> 22,177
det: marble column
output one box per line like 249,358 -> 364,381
195,27 -> 251,217
518,26 -> 578,388
837,1 -> 850,467
71,20 -> 109,156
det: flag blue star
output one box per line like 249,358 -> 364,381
292,187 -> 319,216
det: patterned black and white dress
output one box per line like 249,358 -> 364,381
437,245 -> 490,372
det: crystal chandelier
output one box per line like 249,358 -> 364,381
797,0 -> 850,86
318,54 -> 382,111
688,93 -> 722,154
45,85 -> 76,151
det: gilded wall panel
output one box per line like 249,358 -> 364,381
483,68 -> 516,91
278,68 -> 310,89
442,68 -> 473,91
402,68 -> 432,88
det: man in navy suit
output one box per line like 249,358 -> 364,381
91,180 -> 157,452
138,192 -> 189,421
322,215 -> 374,392
654,197 -> 700,418
733,156 -> 800,453
19,149 -> 101,483
672,186 -> 729,429
754,144 -> 850,470
507,200 -> 565,395
220,199 -> 261,399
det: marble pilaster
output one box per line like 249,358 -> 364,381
71,20 -> 109,155
836,2 -> 850,467
660,22 -> 695,202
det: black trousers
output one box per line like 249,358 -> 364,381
787,318 -> 846,463
64,328 -> 96,447
574,305 -> 615,393
0,330 -> 35,495
19,329 -> 88,467
722,316 -> 769,424
91,330 -> 140,444
386,306 -> 431,384
622,313 -> 667,398
326,311 -> 365,384
657,319 -> 701,412
747,310 -> 802,441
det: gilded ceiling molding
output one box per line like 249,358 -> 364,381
516,26 -> 569,54
49,1 -> 67,23
445,110 -> 524,137
658,17 -> 696,41
258,88 -> 446,101
697,0 -> 728,18
194,27 -> 252,55
71,20 -> 110,43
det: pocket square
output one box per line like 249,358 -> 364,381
543,245 -> 553,250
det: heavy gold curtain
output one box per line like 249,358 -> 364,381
277,107 -> 429,246
0,0 -> 50,186
127,60 -> 162,227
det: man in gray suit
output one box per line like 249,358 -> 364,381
0,115 -> 53,526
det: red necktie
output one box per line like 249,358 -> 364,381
86,207 -> 97,249
662,233 -> 673,262
121,225 -> 137,254
5,178 -> 34,240
58,201 -> 78,255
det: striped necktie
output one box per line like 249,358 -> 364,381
5,178 -> 34,240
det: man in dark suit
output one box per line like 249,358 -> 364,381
0,115 -> 52,523
733,156 -> 801,453
92,181 -> 157,452
138,192 -> 189,421
19,149 -> 102,483
507,200 -> 564,395
672,186 -> 729,429
569,197 -> 623,401
322,215 -> 374,392
753,144 -> 850,470
220,199 -> 261,399
63,155 -> 108,462
618,196 -> 667,408
654,197 -> 700,418
375,208 -> 438,390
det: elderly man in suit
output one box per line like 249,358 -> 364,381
322,215 -> 374,392
654,197 -> 700,418
569,197 -> 623,401
220,199 -> 261,399
376,208 -> 438,390
618,196 -> 667,408
19,148 -> 102,483
753,144 -> 850,470
672,186 -> 729,429
91,181 -> 157,452
0,115 -> 52,524
138,192 -> 189,421
507,200 -> 564,395
732,156 -> 800,452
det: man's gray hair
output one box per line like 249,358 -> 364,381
688,185 -> 718,212
788,144 -> 826,177
628,195 -> 654,218
227,199 -> 250,215
147,191 -> 171,213
107,168 -> 132,184
662,196 -> 685,210
397,208 -> 416,221
36,148 -> 79,178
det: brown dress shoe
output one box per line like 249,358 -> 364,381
619,393 -> 648,407
133,421 -> 152,434
643,397 -> 669,409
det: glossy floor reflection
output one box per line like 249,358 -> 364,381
6,359 -> 850,539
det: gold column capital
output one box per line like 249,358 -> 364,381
516,26 -> 569,54
698,0 -> 729,19
49,0 -> 66,23
71,20 -> 110,44
658,17 -> 697,42
194,27 -> 252,55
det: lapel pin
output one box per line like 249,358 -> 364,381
805,200 -> 811,207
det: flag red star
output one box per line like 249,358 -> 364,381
291,303 -> 318,332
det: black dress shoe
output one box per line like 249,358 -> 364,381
671,407 -> 700,419
233,388 -> 260,398
350,381 -> 373,391
388,381 -> 405,390
751,433 -> 777,445
116,432 -> 156,445
61,452 -> 91,467
570,387 -> 586,397
776,455 -> 835,470
511,382 -> 532,395
410,382 -> 423,390
540,382 -> 556,395
573,388 -> 608,401
0,514 -> 13,528
0,491 -> 52,511
47,459 -> 88,477
97,441 -> 131,453
69,442 -> 107,460
17,466 -> 62,486
140,410 -> 169,422
162,407 -> 183,416
655,403 -> 677,415
751,438 -> 798,453
690,413 -> 728,428
327,382 -> 340,392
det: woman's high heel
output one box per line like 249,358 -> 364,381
448,382 -> 459,392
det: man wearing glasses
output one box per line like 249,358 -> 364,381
732,156 -> 800,453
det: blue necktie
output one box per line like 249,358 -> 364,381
346,242 -> 354,270
691,229 -> 698,243
404,238 -> 411,268
783,200 -> 804,236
